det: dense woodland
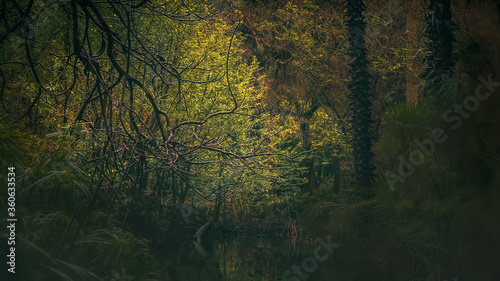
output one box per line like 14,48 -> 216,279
1,0 -> 500,280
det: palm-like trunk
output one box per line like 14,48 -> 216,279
344,0 -> 374,188
424,0 -> 455,88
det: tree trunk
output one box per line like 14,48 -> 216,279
298,101 -> 319,193
423,0 -> 455,92
333,158 -> 341,194
406,0 -> 421,104
344,0 -> 374,190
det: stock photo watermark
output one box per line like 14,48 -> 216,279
6,167 -> 17,274
384,74 -> 500,190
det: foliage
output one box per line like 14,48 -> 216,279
0,126 -> 160,280
1,0 -> 499,280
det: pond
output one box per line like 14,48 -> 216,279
159,234 -> 344,281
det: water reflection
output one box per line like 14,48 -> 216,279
161,236 -> 303,281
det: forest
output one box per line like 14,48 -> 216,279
1,0 -> 500,280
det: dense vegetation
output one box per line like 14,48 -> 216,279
1,0 -> 500,280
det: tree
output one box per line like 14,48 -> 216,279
405,0 -> 423,104
0,0 -> 268,270
1,0 -> 269,196
344,0 -> 375,189
237,0 -> 352,193
423,0 -> 455,94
